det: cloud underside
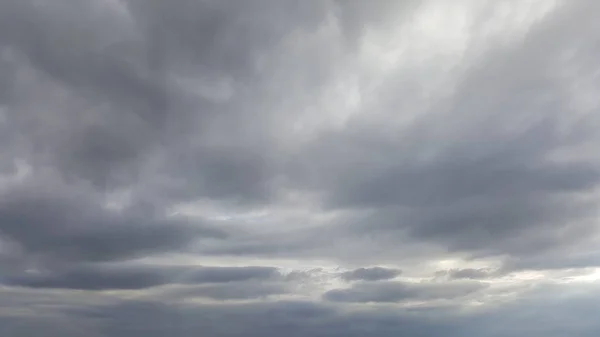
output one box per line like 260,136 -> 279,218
1,0 -> 600,336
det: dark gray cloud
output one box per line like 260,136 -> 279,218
3,264 -> 279,291
0,181 -> 227,268
0,0 -> 272,196
0,0 -> 169,187
340,267 -> 402,282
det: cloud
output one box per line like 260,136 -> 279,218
289,15 -> 600,260
323,280 -> 487,303
3,264 -> 279,291
266,1 -> 600,267
17,283 -> 600,337
1,0 -> 600,336
0,180 -> 227,267
64,299 -> 460,337
340,267 -> 402,282
160,281 -> 288,301
443,268 -> 498,280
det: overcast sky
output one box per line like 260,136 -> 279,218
1,0 -> 600,336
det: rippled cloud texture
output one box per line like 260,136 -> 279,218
1,0 -> 600,336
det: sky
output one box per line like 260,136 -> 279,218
1,0 -> 600,336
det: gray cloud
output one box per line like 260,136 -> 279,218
0,181 -> 227,268
3,264 -> 279,291
1,0 -> 600,336
323,280 -> 487,303
277,0 -> 600,262
340,267 -> 402,282
71,299 -> 459,337
172,0 -> 600,269
162,281 -> 288,301
443,268 -> 498,280
0,0 -> 170,187
3,284 -> 600,337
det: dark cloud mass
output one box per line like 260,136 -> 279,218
0,180 -> 227,266
1,0 -> 600,336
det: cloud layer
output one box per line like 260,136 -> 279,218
1,0 -> 600,336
